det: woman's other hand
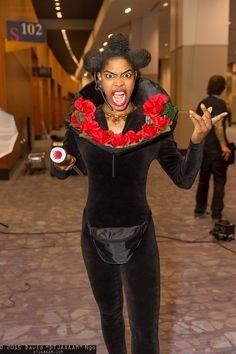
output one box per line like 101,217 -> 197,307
189,103 -> 228,144
54,154 -> 76,171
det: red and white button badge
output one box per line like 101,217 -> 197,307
50,147 -> 67,164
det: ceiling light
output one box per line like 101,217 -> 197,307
108,33 -> 113,38
61,29 -> 79,66
124,7 -> 132,14
99,48 -> 104,52
163,2 -> 169,7
55,1 -> 60,5
164,43 -> 168,47
56,12 -> 62,18
55,6 -> 61,10
84,72 -> 88,77
103,41 -> 108,46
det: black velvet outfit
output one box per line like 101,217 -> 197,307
52,98 -> 203,354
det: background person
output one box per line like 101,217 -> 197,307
194,75 -> 231,222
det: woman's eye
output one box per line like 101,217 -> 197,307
105,73 -> 114,79
123,72 -> 132,78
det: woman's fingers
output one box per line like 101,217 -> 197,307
212,112 -> 228,125
200,104 -> 212,118
189,105 -> 227,128
189,105 -> 213,130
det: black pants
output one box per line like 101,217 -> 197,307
195,156 -> 228,219
81,218 -> 160,354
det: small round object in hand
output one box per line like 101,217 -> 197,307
50,147 -> 67,164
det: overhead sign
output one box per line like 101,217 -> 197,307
6,20 -> 46,42
32,67 -> 52,78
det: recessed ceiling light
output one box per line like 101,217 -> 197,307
103,41 -> 108,46
108,33 -> 113,38
164,43 -> 169,47
84,72 -> 88,77
56,12 -> 62,18
99,48 -> 104,52
163,2 -> 169,7
55,6 -> 61,10
124,7 -> 132,14
55,1 -> 60,5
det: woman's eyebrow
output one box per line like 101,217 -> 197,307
103,69 -> 133,75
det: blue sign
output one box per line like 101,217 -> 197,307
6,20 -> 46,42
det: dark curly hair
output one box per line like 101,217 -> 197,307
207,75 -> 226,95
83,33 -> 151,74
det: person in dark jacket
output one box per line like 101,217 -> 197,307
194,75 -> 231,221
51,34 -> 227,354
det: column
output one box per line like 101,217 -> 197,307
130,10 -> 159,82
170,0 -> 230,148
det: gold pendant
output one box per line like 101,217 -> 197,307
112,116 -> 120,124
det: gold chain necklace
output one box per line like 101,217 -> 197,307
103,104 -> 135,125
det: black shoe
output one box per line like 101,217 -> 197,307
212,216 -> 222,223
194,211 -> 210,219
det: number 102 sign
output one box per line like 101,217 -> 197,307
6,20 -> 46,42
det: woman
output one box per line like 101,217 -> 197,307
51,34 -> 227,354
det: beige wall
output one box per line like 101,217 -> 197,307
159,58 -> 171,95
170,0 -> 230,149
130,11 -> 159,82
6,49 -> 34,164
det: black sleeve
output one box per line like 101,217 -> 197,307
213,99 -> 228,117
157,134 -> 204,189
50,128 -> 87,180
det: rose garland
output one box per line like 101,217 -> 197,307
69,93 -> 177,148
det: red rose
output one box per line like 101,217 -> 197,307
110,134 -> 128,147
143,94 -> 168,118
125,130 -> 140,144
138,124 -> 159,138
74,97 -> 96,119
90,128 -> 112,144
70,113 -> 82,128
82,119 -> 99,133
151,116 -> 171,129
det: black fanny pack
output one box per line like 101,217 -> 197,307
86,210 -> 151,265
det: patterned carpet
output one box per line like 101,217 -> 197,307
0,126 -> 235,354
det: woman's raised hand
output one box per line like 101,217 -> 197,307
189,104 -> 228,144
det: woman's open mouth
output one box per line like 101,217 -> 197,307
111,90 -> 127,107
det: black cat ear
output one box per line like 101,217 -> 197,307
83,50 -> 103,73
130,49 -> 151,69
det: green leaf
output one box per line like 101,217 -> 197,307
74,92 -> 82,98
162,101 -> 178,120
145,116 -> 152,124
75,111 -> 85,122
